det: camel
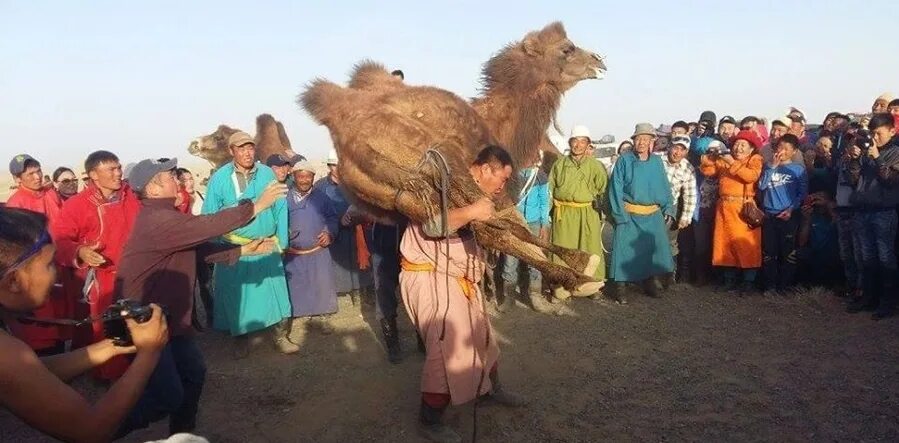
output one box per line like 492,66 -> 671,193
187,114 -> 297,170
299,22 -> 606,293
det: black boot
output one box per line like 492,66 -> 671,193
606,281 -> 627,304
872,268 -> 897,320
481,371 -> 527,407
419,400 -> 460,443
848,267 -> 880,313
644,276 -> 662,298
380,317 -> 403,364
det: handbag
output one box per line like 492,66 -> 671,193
739,183 -> 764,229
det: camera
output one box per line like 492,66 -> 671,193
854,129 -> 873,150
102,299 -> 154,346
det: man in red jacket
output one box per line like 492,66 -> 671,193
5,154 -> 68,355
52,150 -> 141,380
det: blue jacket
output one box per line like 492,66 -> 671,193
516,167 -> 551,226
759,162 -> 808,214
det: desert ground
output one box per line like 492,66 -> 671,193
3,284 -> 899,442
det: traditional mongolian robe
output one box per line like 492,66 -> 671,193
399,224 -> 499,406
5,187 -> 71,352
608,152 -> 675,282
203,162 -> 291,336
548,155 -> 608,280
314,175 -> 372,294
53,183 -> 141,379
284,187 -> 340,318
700,154 -> 764,269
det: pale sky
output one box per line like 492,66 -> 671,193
2,0 -> 897,173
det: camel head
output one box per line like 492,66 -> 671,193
483,22 -> 606,95
188,124 -> 239,169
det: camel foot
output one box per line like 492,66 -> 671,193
582,254 -> 602,277
572,281 -> 604,297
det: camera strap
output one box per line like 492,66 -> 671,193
14,313 -> 104,327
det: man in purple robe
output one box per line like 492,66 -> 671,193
283,162 -> 340,334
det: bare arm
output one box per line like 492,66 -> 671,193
422,198 -> 494,238
40,339 -> 134,382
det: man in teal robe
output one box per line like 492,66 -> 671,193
608,123 -> 675,303
202,131 -> 296,358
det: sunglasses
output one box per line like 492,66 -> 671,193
1,230 -> 52,277
56,178 -> 78,184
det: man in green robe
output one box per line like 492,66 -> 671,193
548,125 -> 608,303
202,131 -> 297,358
607,123 -> 675,303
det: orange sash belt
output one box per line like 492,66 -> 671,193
400,257 -> 476,300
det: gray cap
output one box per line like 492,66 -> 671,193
9,154 -> 38,176
128,157 -> 178,193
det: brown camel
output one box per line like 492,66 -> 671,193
187,114 -> 296,169
299,22 -> 605,293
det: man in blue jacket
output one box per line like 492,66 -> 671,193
758,134 -> 808,295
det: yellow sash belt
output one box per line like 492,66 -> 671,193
222,233 -> 282,253
400,257 -> 476,301
623,202 -> 660,215
553,199 -> 593,222
285,246 -> 322,256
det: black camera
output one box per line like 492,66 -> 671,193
102,299 -> 154,346
855,129 -> 873,150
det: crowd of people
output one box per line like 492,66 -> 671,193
1,90 -> 898,442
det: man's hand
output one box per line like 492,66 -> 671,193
340,212 -> 354,226
776,209 -> 792,221
467,198 -> 495,222
539,226 -> 550,242
240,238 -> 275,256
125,304 -> 168,353
868,145 -> 881,159
850,146 -> 862,159
677,220 -> 690,230
77,243 -> 106,267
317,231 -> 332,247
721,154 -> 735,164
253,181 -> 288,216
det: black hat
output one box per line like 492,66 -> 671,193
699,111 -> 717,125
265,153 -> 304,168
719,115 -> 736,125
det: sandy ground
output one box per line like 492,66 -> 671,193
3,284 -> 899,442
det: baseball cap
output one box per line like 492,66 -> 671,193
9,154 -> 39,176
788,114 -> 806,125
265,153 -> 304,168
227,131 -> 255,148
128,157 -> 178,193
719,115 -> 736,126
699,111 -> 717,125
671,136 -> 691,150
772,116 -> 792,128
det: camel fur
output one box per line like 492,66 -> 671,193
187,114 -> 296,170
298,22 -> 605,293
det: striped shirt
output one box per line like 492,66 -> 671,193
663,158 -> 698,227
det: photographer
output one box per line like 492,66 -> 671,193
845,114 -> 899,320
113,158 -> 287,437
0,207 -> 168,443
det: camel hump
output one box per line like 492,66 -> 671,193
348,60 -> 401,91
256,113 -> 277,127
299,78 -> 351,125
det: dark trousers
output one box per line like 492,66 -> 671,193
762,215 -> 799,290
371,222 -> 405,320
117,335 -> 207,438
692,211 -> 715,285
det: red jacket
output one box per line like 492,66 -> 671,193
51,183 -> 141,380
5,187 -> 68,350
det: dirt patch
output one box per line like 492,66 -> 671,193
3,285 -> 899,442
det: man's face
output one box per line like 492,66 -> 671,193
872,99 -> 889,113
718,122 -> 736,139
0,245 -> 57,313
568,137 -> 590,157
732,139 -> 753,159
872,125 -> 897,147
890,106 -> 899,118
230,143 -> 256,169
180,172 -> 195,193
688,123 -> 697,134
475,163 -> 513,196
16,165 -> 43,192
671,127 -> 688,137
823,116 -> 836,132
776,141 -> 796,160
653,137 -> 670,153
633,134 -> 654,154
89,161 -> 123,192
272,164 -> 291,183
834,117 -> 850,131
789,121 -> 805,137
668,144 -> 688,163
770,124 -> 788,142
741,121 -> 757,131
293,170 -> 315,193
327,164 -> 340,181
815,137 -> 833,154
146,170 -> 179,200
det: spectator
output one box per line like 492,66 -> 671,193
758,134 -> 808,295
391,69 -> 404,80
760,117 -> 802,164
671,120 -> 690,137
871,92 -> 893,113
548,125 -> 608,302
689,137 -> 723,286
173,168 -> 194,214
661,136 -> 698,287
695,111 -> 717,139
52,150 -> 141,380
833,132 -> 865,300
797,193 -> 842,287
265,153 -> 302,185
500,151 -> 553,313
889,99 -> 899,131
700,130 -> 764,294
52,167 -> 79,201
718,116 -> 738,141
0,207 -> 168,443
845,114 -> 899,320
607,123 -> 675,302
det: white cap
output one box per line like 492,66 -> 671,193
327,148 -> 339,165
569,125 -> 591,140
